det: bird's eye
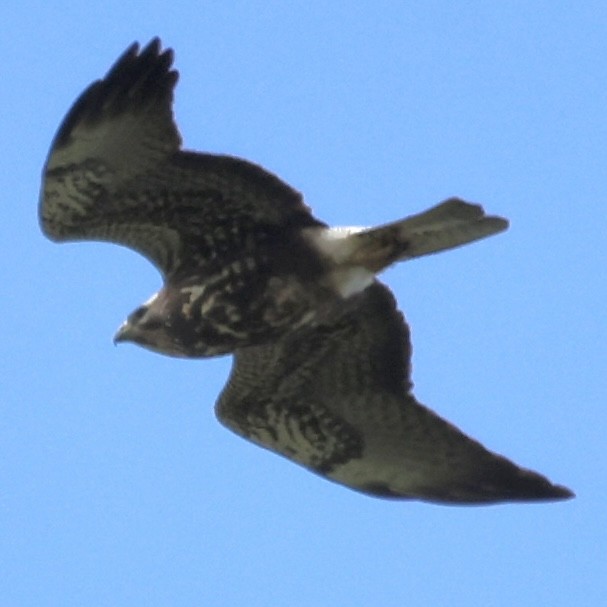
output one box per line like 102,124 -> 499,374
131,306 -> 147,321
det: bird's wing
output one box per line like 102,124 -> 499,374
216,282 -> 573,504
39,39 -> 323,277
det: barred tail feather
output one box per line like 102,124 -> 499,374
346,197 -> 508,273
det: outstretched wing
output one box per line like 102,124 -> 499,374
217,282 -> 573,504
39,39 -> 323,277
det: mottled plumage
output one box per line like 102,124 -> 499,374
40,39 -> 573,504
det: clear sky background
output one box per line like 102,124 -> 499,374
2,2 -> 605,606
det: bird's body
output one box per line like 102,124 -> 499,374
40,39 -> 573,504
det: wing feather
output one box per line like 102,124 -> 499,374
39,39 -> 323,276
217,282 -> 573,504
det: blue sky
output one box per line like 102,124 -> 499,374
2,2 -> 605,605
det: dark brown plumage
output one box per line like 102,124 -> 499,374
39,39 -> 573,504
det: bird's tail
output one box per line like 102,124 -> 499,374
308,198 -> 509,297
345,197 -> 508,272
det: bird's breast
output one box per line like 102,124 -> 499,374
164,259 -> 336,357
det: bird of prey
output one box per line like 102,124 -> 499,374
39,38 -> 573,505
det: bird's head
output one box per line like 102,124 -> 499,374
114,284 -> 240,359
114,291 -> 189,358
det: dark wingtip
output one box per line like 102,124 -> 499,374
50,38 -> 178,151
546,483 -> 575,500
509,466 -> 575,503
490,467 -> 575,504
351,460 -> 576,504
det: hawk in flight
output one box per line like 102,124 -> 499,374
40,39 -> 573,505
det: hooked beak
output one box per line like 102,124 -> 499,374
113,322 -> 132,345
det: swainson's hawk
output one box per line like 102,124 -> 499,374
39,39 -> 573,504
